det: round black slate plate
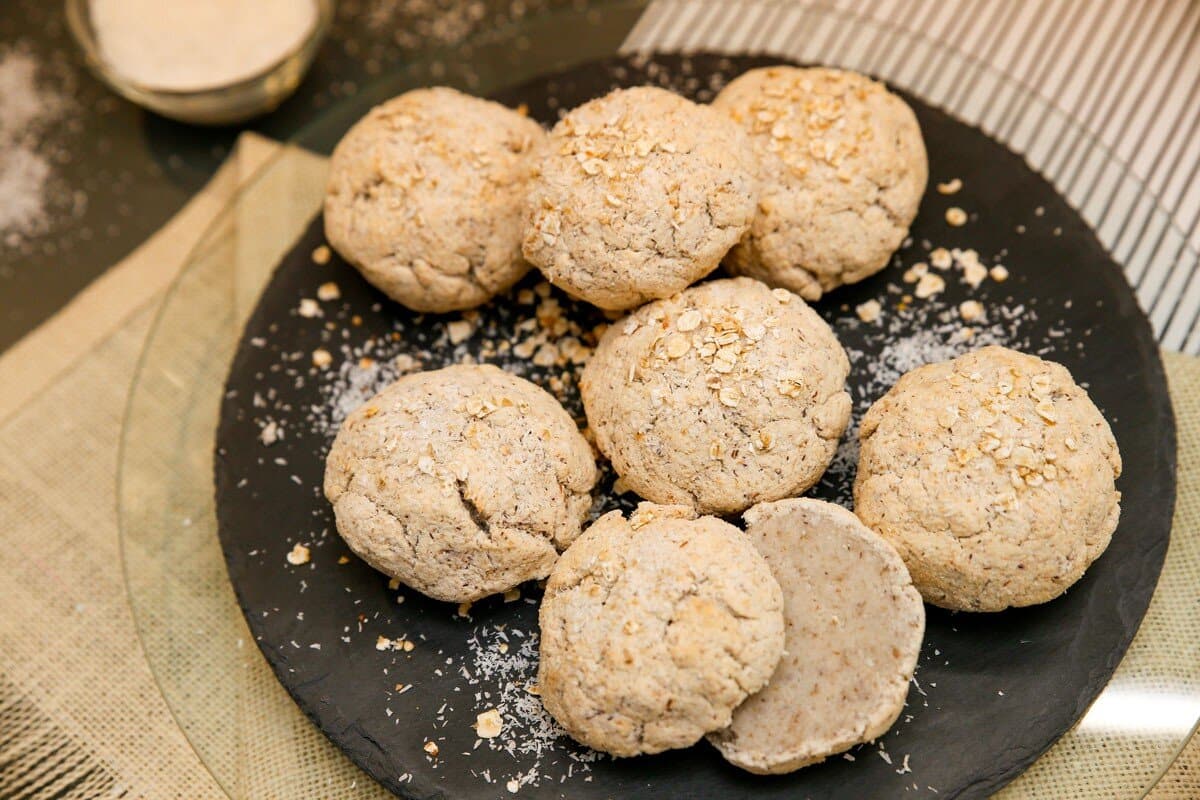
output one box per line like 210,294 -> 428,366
215,54 -> 1176,800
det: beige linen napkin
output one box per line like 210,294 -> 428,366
0,134 -> 1196,799
0,134 -> 383,800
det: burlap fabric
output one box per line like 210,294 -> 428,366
0,134 -> 1197,799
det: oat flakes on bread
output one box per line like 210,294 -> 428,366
522,86 -> 759,310
713,66 -> 927,300
324,87 -> 545,313
581,277 -> 850,515
537,503 -> 785,756
854,345 -> 1121,612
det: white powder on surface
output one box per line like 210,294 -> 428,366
0,151 -> 51,242
455,624 -> 601,789
0,49 -> 61,135
91,0 -> 319,91
0,45 -> 70,248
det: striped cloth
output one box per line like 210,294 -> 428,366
622,0 -> 1200,353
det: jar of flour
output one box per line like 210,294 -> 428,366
66,0 -> 333,124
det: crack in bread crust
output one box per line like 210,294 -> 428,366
323,364 -> 597,602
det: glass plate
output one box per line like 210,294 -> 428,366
118,3 -> 1200,797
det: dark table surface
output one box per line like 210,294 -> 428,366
0,0 -> 583,354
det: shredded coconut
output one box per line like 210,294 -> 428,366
453,625 -> 602,788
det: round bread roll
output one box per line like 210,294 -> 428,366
708,498 -> 925,774
713,66 -> 927,300
324,87 -> 546,313
538,503 -> 785,756
854,346 -> 1122,612
522,86 -> 759,310
323,364 -> 597,602
580,277 -> 851,515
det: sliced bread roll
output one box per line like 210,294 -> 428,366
708,498 -> 925,774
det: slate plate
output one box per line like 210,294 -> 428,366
214,54 -> 1176,800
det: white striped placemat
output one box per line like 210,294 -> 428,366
621,0 -> 1200,353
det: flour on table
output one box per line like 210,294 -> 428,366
0,44 -> 73,249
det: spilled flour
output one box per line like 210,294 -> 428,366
0,44 -> 71,247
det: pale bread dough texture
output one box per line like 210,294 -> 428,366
713,66 -> 928,300
708,498 -> 925,774
323,364 -> 597,602
324,87 -> 546,313
522,86 -> 759,310
854,346 -> 1122,612
537,503 -> 785,756
581,277 -> 851,515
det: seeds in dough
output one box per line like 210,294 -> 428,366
323,364 -> 597,602
713,66 -> 928,300
522,86 -> 759,310
537,503 -> 785,756
581,277 -> 851,515
709,498 -> 924,774
324,87 -> 546,313
854,345 -> 1122,612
